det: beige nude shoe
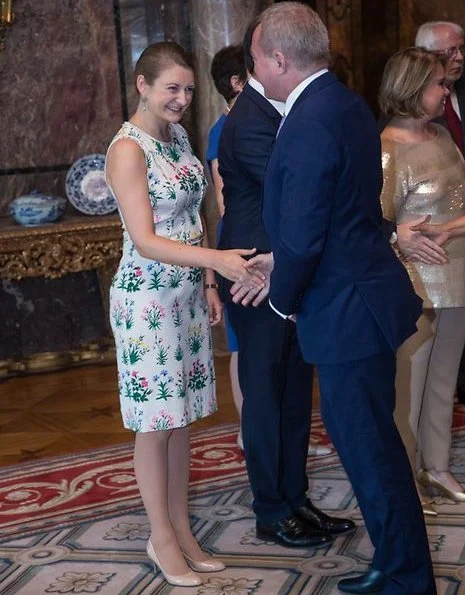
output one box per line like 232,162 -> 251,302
146,540 -> 202,587
183,551 -> 226,572
418,470 -> 465,503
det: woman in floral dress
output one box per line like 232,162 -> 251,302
105,42 -> 263,587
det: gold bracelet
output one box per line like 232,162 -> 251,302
204,283 -> 218,289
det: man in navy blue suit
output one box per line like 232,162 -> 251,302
216,21 -> 355,549
246,3 -> 436,594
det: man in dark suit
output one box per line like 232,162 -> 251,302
248,3 -> 436,593
216,21 -> 354,549
416,21 -> 465,153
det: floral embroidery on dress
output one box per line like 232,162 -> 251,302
108,122 -> 216,432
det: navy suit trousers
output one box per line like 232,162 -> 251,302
228,302 -> 313,523
318,351 -> 436,594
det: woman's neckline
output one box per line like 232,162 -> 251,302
382,122 -> 440,145
126,120 -> 174,144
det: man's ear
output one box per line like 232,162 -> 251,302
274,51 -> 286,74
230,74 -> 245,94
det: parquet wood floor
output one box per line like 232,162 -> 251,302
0,354 -> 238,467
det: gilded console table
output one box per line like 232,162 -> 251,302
0,214 -> 122,378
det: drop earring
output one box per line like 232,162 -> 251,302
141,97 -> 148,111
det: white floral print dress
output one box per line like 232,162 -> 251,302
107,121 -> 216,432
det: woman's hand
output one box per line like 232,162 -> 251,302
205,287 -> 223,326
408,220 -> 451,244
214,249 -> 266,289
397,217 -> 449,264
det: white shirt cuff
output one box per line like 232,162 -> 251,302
268,299 -> 293,320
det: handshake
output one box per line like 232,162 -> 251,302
230,252 -> 274,307
228,213 -> 452,309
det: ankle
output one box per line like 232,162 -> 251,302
174,533 -> 207,561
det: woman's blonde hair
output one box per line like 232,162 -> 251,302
379,47 -> 444,118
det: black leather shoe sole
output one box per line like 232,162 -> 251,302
256,524 -> 332,548
337,569 -> 386,593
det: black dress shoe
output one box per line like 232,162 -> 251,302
337,569 -> 386,593
295,499 -> 356,535
256,514 -> 333,548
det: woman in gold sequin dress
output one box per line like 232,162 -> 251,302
379,47 -> 465,514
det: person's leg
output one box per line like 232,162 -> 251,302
134,430 -> 192,577
165,427 -> 200,556
419,307 -> 465,493
224,308 -> 244,449
166,426 -> 223,567
318,352 -> 436,594
394,310 -> 437,511
394,310 -> 435,473
228,302 -> 299,522
229,351 -> 243,416
229,351 -> 244,448
281,322 -> 313,508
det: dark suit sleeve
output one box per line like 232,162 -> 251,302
382,218 -> 396,240
230,117 -> 277,185
268,118 -> 338,315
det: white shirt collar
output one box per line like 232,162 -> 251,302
450,87 -> 461,119
248,76 -> 286,116
284,68 -> 328,116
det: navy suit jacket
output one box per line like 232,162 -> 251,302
217,82 -> 282,302
263,72 -> 423,364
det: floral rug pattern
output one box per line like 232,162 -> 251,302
1,410 -> 465,594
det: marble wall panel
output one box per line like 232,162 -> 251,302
188,0 -> 264,164
0,0 -> 123,215
118,0 -> 149,118
187,0 -> 263,268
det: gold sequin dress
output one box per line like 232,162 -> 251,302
381,123 -> 465,308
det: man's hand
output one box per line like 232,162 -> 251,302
230,253 -> 274,306
396,216 -> 448,264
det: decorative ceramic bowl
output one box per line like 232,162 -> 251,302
9,192 -> 67,226
65,154 -> 117,215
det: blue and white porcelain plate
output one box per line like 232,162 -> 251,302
65,154 -> 117,215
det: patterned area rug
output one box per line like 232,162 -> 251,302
1,409 -> 465,594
